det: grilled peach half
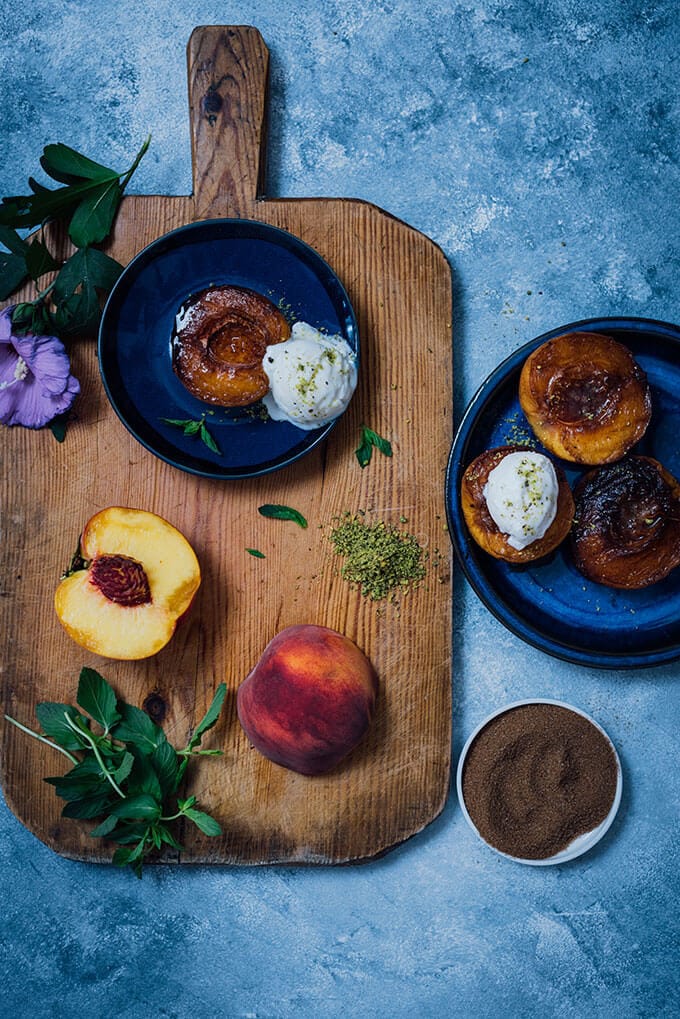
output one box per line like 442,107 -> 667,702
519,332 -> 651,465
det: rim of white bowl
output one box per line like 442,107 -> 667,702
456,698 -> 623,866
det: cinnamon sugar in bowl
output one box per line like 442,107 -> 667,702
456,699 -> 622,865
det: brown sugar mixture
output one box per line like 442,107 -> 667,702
461,703 -> 619,859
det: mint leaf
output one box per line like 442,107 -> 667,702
188,683 -> 227,751
246,548 -> 266,558
200,421 -> 221,454
113,704 -> 165,754
35,702 -> 91,751
150,740 -> 180,799
110,793 -> 161,821
257,504 -> 308,528
62,794 -> 116,819
76,667 -> 120,731
355,426 -> 393,468
88,814 -> 118,838
160,415 -> 221,455
156,824 -> 183,851
112,751 -> 135,785
184,808 -> 222,837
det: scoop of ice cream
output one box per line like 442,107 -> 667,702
262,321 -> 358,430
482,450 -> 558,550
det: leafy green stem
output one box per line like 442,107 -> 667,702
120,135 -> 151,193
3,714 -> 79,765
63,714 -> 125,798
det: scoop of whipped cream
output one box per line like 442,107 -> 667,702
483,450 -> 558,550
262,321 -> 358,430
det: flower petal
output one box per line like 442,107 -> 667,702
0,306 -> 14,343
14,332 -> 71,396
0,340 -> 19,387
0,369 -> 78,428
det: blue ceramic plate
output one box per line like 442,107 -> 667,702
98,219 -> 358,479
446,317 -> 680,669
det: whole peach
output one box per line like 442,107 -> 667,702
236,624 -> 378,775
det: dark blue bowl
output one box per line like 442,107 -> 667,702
98,218 -> 358,479
446,316 -> 680,669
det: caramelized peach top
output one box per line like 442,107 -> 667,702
519,332 -> 651,464
572,456 -> 680,588
172,285 -> 291,407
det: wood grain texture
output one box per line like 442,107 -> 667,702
0,25 -> 453,865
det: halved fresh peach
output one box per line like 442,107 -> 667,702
54,507 -> 201,660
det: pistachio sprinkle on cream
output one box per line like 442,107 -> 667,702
483,451 -> 558,550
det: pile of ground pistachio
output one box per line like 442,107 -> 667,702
328,511 -> 435,603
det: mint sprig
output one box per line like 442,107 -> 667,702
4,668 -> 226,878
355,425 -> 393,468
160,415 -> 221,455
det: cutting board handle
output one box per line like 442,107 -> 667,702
187,26 -> 269,218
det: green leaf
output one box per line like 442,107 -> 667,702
53,288 -> 100,336
0,225 -> 28,255
68,180 -> 122,247
355,426 -> 393,468
24,237 -> 60,281
76,667 -> 120,731
246,548 -> 266,558
109,793 -> 161,821
52,246 -> 123,306
0,250 -> 28,301
49,411 -> 71,443
61,794 -> 115,819
125,748 -> 163,801
106,821 -> 151,845
112,750 -> 135,785
35,702 -> 91,751
40,144 -> 119,184
257,504 -> 308,528
160,417 -> 193,428
184,808 -> 222,837
112,703 -> 165,754
183,419 -> 202,435
112,844 -> 146,871
0,178 -> 101,229
185,683 -> 227,757
45,756 -> 109,801
150,740 -> 179,798
88,814 -> 119,838
200,421 -> 221,454
157,825 -> 183,851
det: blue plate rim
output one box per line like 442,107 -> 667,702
98,217 -> 359,480
446,315 -> 680,669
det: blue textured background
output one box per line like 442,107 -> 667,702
2,2 -> 679,1016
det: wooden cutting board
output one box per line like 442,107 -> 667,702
0,26 -> 452,865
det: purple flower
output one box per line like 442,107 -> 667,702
0,306 -> 80,428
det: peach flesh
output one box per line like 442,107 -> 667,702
54,507 -> 200,660
237,624 -> 378,776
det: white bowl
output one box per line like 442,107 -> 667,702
456,698 -> 623,865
